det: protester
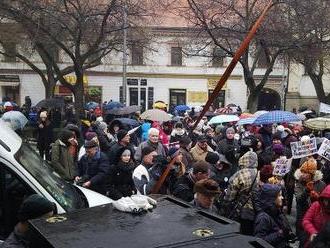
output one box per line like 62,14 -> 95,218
206,152 -> 232,190
190,135 -> 213,162
191,178 -> 221,213
294,158 -> 326,246
167,147 -> 186,193
217,127 -> 240,172
2,194 -> 55,248
259,124 -> 273,148
204,126 -> 218,151
51,129 -> 77,181
172,161 -> 210,202
37,111 -> 53,160
170,122 -> 188,143
254,184 -> 292,248
94,121 -> 113,154
132,147 -> 159,195
178,136 -> 194,170
302,185 -> 330,247
108,130 -> 134,165
224,151 -> 259,235
75,139 -> 110,195
134,128 -> 167,162
107,148 -> 136,200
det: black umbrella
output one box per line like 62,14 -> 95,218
35,98 -> 65,109
105,105 -> 140,116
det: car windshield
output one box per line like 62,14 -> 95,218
14,143 -> 86,211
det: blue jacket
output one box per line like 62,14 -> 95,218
78,151 -> 109,194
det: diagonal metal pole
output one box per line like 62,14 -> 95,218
192,0 -> 274,130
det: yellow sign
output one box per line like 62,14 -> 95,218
207,78 -> 227,89
63,75 -> 88,87
188,91 -> 208,103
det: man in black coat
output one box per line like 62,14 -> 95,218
172,161 -> 210,202
76,139 -> 110,195
108,130 -> 135,165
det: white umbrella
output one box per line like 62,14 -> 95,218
209,115 -> 239,125
140,109 -> 171,122
2,111 -> 28,130
254,110 -> 269,117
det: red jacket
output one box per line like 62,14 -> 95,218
302,185 -> 330,236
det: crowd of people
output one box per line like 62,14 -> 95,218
1,100 -> 330,248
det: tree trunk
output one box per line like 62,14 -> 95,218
73,81 -> 85,123
308,72 -> 330,104
247,90 -> 259,113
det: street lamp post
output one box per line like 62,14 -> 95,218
122,4 -> 128,106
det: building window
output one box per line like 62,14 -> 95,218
171,47 -> 182,66
212,47 -> 225,67
208,90 -> 225,109
131,44 -> 143,65
148,87 -> 154,109
2,42 -> 17,62
169,89 -> 186,112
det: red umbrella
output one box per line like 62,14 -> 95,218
239,113 -> 254,119
215,107 -> 233,115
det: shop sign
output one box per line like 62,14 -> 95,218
207,79 -> 227,89
188,91 -> 208,103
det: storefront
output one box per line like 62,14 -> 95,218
0,75 -> 20,104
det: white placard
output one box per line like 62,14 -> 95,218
318,138 -> 330,161
290,138 -> 318,159
273,157 -> 292,176
320,102 -> 330,114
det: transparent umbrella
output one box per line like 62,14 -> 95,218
2,111 -> 28,130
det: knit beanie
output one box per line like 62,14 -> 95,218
117,129 -> 128,142
260,165 -> 274,183
17,194 -> 55,222
300,159 -> 317,175
168,147 -> 180,159
85,131 -> 97,141
272,143 -> 284,155
226,127 -> 235,135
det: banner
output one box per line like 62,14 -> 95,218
320,102 -> 330,114
290,138 -> 317,159
273,157 -> 292,176
318,138 -> 330,161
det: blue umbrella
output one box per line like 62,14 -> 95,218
114,118 -> 140,127
85,101 -> 99,110
253,111 -> 300,125
104,101 -> 124,110
175,105 -> 190,112
237,117 -> 256,126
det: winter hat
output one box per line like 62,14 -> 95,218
59,129 -> 74,145
168,146 -> 180,159
226,127 -> 235,135
259,184 -> 282,206
276,125 -> 285,132
85,131 -> 97,140
174,122 -> 183,129
218,154 -> 231,166
215,125 -> 224,134
194,179 -> 221,196
300,159 -> 317,175
260,165 -> 274,183
141,146 -> 155,158
197,134 -> 207,142
17,194 -> 55,222
65,124 -> 80,138
204,126 -> 213,134
40,111 -> 47,118
98,121 -> 108,132
284,135 -> 298,147
272,143 -> 284,155
114,148 -> 132,164
180,136 -> 192,147
192,161 -> 210,174
205,152 -> 219,165
84,139 -> 98,148
117,130 -> 128,142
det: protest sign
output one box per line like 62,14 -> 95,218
290,137 -> 317,159
273,157 -> 292,176
317,138 -> 330,161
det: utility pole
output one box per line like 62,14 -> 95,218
122,4 -> 128,106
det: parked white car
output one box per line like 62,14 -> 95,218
0,120 -> 112,240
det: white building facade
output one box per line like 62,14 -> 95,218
0,27 -> 288,112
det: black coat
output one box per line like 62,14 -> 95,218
107,161 -> 136,200
172,173 -> 195,202
37,120 -> 53,149
77,151 -> 110,194
217,138 -> 239,172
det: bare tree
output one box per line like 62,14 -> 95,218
0,0 -> 152,118
164,0 -> 294,112
285,0 -> 330,104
